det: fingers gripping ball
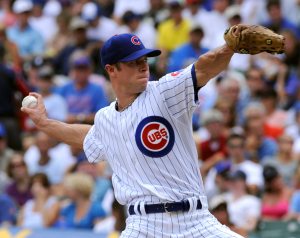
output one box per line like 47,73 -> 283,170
22,95 -> 38,109
224,25 -> 285,55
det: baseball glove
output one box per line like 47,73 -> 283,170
224,24 -> 285,55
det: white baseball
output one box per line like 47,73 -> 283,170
22,95 -> 38,108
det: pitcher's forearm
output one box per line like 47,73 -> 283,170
37,119 -> 92,149
195,45 -> 234,87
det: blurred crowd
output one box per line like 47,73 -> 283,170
0,0 -> 300,237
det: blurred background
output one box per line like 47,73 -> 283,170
0,0 -> 300,237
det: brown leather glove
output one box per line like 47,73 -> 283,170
224,24 -> 285,55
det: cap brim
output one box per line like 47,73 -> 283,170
120,48 -> 161,62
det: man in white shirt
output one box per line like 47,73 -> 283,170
24,131 -> 75,185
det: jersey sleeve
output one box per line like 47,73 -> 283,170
157,64 -> 199,118
83,124 -> 106,163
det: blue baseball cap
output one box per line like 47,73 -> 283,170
72,56 -> 91,68
100,33 -> 161,68
215,160 -> 231,174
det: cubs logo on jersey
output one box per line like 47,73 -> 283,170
135,116 -> 175,158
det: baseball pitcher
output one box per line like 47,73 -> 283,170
22,24 -> 284,237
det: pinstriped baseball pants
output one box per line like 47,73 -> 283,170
120,197 -> 244,238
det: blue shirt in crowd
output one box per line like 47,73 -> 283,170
56,82 -> 108,115
56,201 -> 106,229
0,194 -> 17,225
7,24 -> 44,57
258,137 -> 278,161
263,18 -> 300,39
167,43 -> 209,73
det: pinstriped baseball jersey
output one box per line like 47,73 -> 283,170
83,64 -> 205,206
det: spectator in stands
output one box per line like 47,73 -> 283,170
97,0 -> 115,18
17,173 -> 59,228
244,67 -> 266,105
204,127 -> 263,200
239,0 -> 267,25
81,2 -> 119,42
0,23 -> 22,70
144,0 -> 168,29
197,110 -> 228,179
0,42 -> 26,150
91,162 -> 114,213
94,199 -> 126,236
5,152 -> 32,207
56,51 -> 108,124
225,129 -> 263,193
36,65 -> 68,122
0,194 -> 17,226
260,89 -> 288,139
167,25 -> 208,72
204,160 -> 231,200
225,4 -> 241,27
184,0 -> 225,50
276,30 -> 300,106
25,55 -> 47,91
183,0 -> 210,27
203,156 -> 231,200
223,170 -> 261,233
201,0 -> 230,49
243,102 -> 278,162
218,76 -> 244,121
198,109 -> 227,162
263,134 -> 298,187
7,0 -> 45,60
119,10 -> 156,49
261,165 -> 293,220
214,97 -> 236,136
113,0 -> 150,23
67,148 -> 114,216
281,29 -> 300,70
53,17 -> 97,75
29,0 -> 58,44
157,1 -> 190,52
0,123 -> 14,174
263,0 -> 300,39
209,196 -> 247,237
24,131 -> 75,186
55,172 -> 106,229
47,11 -> 72,57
